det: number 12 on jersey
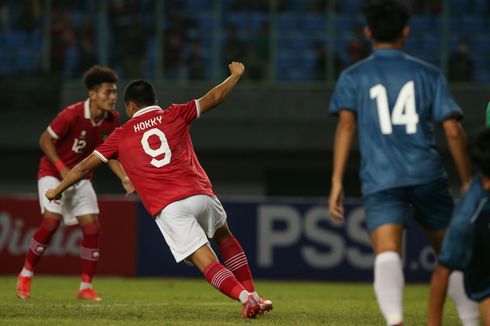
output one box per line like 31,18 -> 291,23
370,81 -> 419,135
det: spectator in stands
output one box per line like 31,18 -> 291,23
231,0 -> 290,11
66,0 -> 96,10
246,22 -> 270,81
346,36 -> 369,66
74,18 -> 97,76
164,0 -> 183,12
411,0 -> 442,15
18,0 -> 42,34
0,0 -> 10,35
231,0 -> 265,11
313,41 -> 342,81
222,26 -> 247,76
50,5 -> 75,75
108,0 -> 134,76
163,15 -> 189,80
277,0 -> 291,11
121,11 -> 148,79
109,1 -> 151,78
186,39 -> 206,80
448,40 -> 474,82
346,22 -> 370,67
308,0 -> 339,12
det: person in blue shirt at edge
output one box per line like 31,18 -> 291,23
429,128 -> 490,326
327,0 -> 479,325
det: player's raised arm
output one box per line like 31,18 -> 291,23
442,118 -> 472,191
198,62 -> 245,114
39,130 -> 70,178
328,110 -> 357,221
45,153 -> 104,201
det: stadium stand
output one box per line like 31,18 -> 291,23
0,0 -> 489,82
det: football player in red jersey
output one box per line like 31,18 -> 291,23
46,62 -> 272,319
16,65 -> 134,301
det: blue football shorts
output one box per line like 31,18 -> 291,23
464,207 -> 490,301
362,178 -> 454,233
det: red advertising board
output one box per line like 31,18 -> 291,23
0,195 -> 137,276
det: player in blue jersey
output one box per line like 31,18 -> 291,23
429,128 -> 490,326
327,1 -> 478,325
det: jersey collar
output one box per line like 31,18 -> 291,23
373,48 -> 405,58
84,99 -> 108,126
132,105 -> 162,118
84,99 -> 91,119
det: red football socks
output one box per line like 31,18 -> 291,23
80,220 -> 100,283
203,261 -> 245,301
218,235 -> 255,293
24,217 -> 61,271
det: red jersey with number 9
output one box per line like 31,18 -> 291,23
38,99 -> 120,180
94,100 -> 215,217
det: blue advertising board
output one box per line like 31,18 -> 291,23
137,197 -> 436,282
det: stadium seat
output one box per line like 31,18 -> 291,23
409,15 -> 432,35
145,39 -> 157,79
279,32 -> 315,49
459,15 -> 484,35
303,14 -> 326,31
338,0 -> 363,13
473,34 -> 490,51
0,51 -> 13,74
335,15 -> 355,31
184,0 -> 212,11
197,12 -> 214,29
423,34 -> 442,52
473,57 -> 490,82
277,49 -> 296,64
250,12 -> 268,30
63,46 -> 78,78
278,13 -> 302,31
302,50 -> 317,69
288,0 -> 310,11
471,0 -> 489,12
3,32 -> 27,47
71,11 -> 88,28
403,38 -> 420,53
225,13 -> 249,29
288,67 -> 312,81
446,0 -> 470,13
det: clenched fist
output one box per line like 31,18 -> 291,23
229,62 -> 245,77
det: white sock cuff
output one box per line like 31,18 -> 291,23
447,270 -> 464,298
386,312 -> 403,325
461,317 -> 480,326
374,251 -> 404,325
80,282 -> 93,290
447,271 -> 479,324
375,251 -> 400,265
238,290 -> 251,304
20,268 -> 34,277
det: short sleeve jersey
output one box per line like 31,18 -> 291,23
439,176 -> 490,270
94,100 -> 215,217
329,49 -> 462,194
38,99 -> 120,180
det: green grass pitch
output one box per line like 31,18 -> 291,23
0,276 -> 460,325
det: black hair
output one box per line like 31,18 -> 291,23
362,0 -> 411,42
123,80 -> 156,108
471,128 -> 490,178
83,65 -> 118,90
